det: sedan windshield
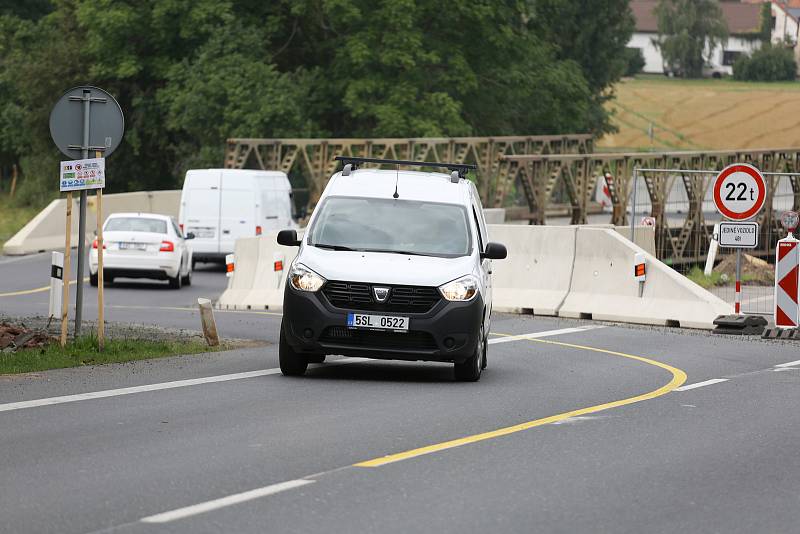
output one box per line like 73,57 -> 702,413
309,197 -> 471,257
105,217 -> 167,234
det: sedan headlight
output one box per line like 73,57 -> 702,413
439,275 -> 479,301
289,263 -> 326,292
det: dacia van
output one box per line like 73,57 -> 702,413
276,157 -> 507,381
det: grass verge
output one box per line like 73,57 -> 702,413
0,201 -> 39,249
0,335 -> 217,375
686,266 -> 756,289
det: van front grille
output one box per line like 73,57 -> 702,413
322,281 -> 441,313
319,327 -> 438,351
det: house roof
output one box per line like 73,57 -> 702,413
631,1 -> 762,34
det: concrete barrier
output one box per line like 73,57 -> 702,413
3,190 -> 181,255
216,236 -> 260,310
558,227 -> 732,328
488,225 -> 577,315
483,208 -> 506,224
217,225 -> 728,329
240,234 -> 298,310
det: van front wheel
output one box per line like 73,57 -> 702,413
454,326 -> 484,382
279,323 -> 309,376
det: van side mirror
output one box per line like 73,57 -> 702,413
185,232 -> 195,240
481,242 -> 507,260
277,229 -> 301,247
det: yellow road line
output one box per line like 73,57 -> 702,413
0,277 -> 90,298
354,335 -> 687,468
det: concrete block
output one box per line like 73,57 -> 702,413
487,224 -> 577,316
559,227 -> 732,329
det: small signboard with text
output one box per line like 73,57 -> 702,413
59,157 -> 105,192
718,221 -> 759,249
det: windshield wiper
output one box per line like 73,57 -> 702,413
313,243 -> 356,251
364,248 -> 435,257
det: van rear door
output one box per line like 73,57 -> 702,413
182,170 -> 221,254
219,176 -> 256,254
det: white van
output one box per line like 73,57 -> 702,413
178,169 -> 294,265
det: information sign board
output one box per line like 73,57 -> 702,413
59,157 -> 105,192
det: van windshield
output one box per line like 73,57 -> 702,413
105,217 -> 167,234
308,197 -> 472,257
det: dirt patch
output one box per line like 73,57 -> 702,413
0,322 -> 55,352
715,253 -> 774,286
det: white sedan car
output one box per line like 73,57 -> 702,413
89,213 -> 194,289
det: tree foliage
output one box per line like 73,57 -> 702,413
733,44 -> 797,81
0,0 -> 634,203
655,0 -> 728,78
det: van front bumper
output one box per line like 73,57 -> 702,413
281,284 -> 484,363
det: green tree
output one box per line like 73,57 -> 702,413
655,0 -> 728,78
530,0 -> 635,133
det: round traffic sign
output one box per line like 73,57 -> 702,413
780,210 -> 799,231
49,86 -> 124,160
712,163 -> 766,221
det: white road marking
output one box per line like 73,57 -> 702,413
674,378 -> 729,392
488,325 -> 606,345
140,479 -> 314,523
0,325 -> 606,414
0,359 -> 371,414
774,359 -> 800,368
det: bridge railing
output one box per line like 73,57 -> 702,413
224,135 -> 593,209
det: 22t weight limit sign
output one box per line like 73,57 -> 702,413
713,163 -> 766,221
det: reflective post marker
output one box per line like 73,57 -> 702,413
49,251 -> 64,320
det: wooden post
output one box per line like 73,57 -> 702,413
95,151 -> 104,350
197,298 -> 220,347
60,193 -> 73,347
9,164 -> 17,198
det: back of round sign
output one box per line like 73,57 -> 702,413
49,86 -> 124,160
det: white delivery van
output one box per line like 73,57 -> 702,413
178,169 -> 295,265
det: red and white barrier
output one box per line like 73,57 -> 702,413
774,234 -> 800,328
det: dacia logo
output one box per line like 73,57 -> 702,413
373,286 -> 390,303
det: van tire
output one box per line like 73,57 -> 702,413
90,272 -> 98,287
181,269 -> 192,286
279,323 -> 308,376
454,326 -> 484,382
307,354 -> 326,364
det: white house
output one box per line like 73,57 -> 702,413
629,0 -> 763,76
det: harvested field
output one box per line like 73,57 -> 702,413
600,75 -> 800,151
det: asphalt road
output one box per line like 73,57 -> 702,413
2,252 -> 800,533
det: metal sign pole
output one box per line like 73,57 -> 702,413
735,248 -> 742,315
74,89 -> 91,336
630,167 -> 638,241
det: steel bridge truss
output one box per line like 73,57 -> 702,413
224,135 -> 593,207
504,148 -> 800,264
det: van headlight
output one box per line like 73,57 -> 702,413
289,263 -> 326,292
439,275 -> 479,301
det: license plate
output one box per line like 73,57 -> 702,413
347,313 -> 409,332
119,242 -> 147,251
190,228 -> 215,238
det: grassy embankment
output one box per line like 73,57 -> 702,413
599,74 -> 800,152
0,335 -> 216,375
0,201 -> 38,250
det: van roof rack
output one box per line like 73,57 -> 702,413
334,156 -> 477,180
